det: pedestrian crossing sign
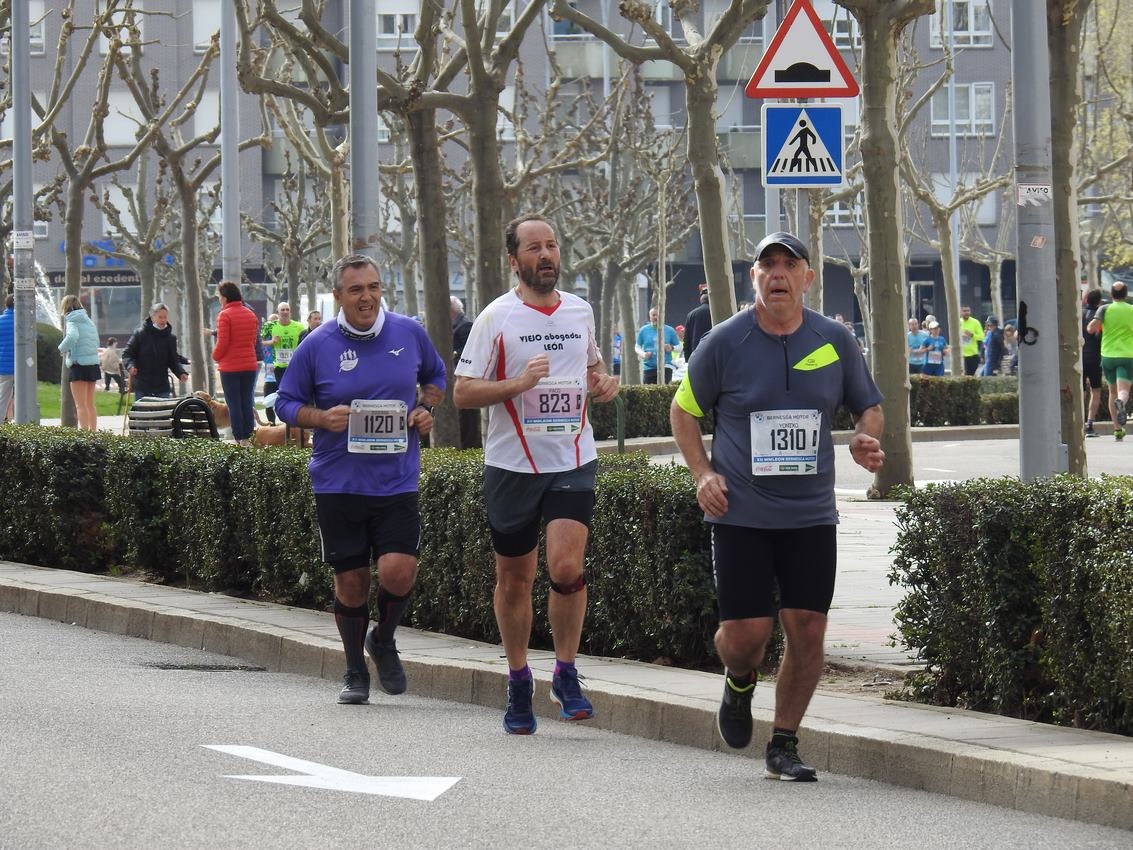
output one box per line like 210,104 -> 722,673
761,104 -> 844,188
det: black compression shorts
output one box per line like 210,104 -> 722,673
710,523 -> 837,620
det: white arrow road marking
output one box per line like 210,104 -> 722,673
203,745 -> 461,800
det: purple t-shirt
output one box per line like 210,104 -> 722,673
276,312 -> 447,496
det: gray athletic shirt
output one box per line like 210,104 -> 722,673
675,307 -> 883,529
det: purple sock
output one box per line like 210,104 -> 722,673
554,660 -> 577,677
508,665 -> 532,682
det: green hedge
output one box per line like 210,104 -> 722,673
0,426 -> 731,667
890,476 -> 1133,735
595,378 -> 1014,438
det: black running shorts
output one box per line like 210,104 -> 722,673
710,523 -> 837,620
483,460 -> 597,557
1083,354 -> 1102,390
314,492 -> 420,572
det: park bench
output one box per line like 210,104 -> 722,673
126,396 -> 220,440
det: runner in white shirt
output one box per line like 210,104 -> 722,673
454,214 -> 619,734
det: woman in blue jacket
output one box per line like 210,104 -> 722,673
58,294 -> 101,430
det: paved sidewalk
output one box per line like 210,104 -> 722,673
2,559 -> 1131,830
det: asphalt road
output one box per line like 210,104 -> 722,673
2,614 -> 1129,849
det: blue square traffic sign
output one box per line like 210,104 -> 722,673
761,104 -> 844,188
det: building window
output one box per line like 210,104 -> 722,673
1,1 -> 46,55
194,90 -> 220,143
104,91 -> 146,147
812,0 -> 860,48
497,86 -> 516,141
929,0 -> 992,49
824,199 -> 864,228
193,0 -> 220,53
377,113 -> 391,143
378,2 -> 417,49
647,84 -> 674,130
930,83 -> 995,137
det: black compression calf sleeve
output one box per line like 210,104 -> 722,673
333,599 -> 369,672
375,587 -> 411,644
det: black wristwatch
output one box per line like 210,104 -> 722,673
419,404 -> 434,414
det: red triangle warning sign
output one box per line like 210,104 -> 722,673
745,0 -> 859,99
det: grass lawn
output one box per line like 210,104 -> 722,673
37,382 -> 130,418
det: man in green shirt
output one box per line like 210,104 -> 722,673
267,302 -> 304,387
1087,281 -> 1133,439
959,305 -> 984,376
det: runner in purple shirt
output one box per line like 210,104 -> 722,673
277,254 -> 446,706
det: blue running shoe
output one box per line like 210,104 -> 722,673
550,668 -> 594,721
504,677 -> 537,734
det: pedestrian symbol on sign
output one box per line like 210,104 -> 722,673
761,104 -> 845,188
769,111 -> 838,177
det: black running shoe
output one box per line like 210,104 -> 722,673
765,737 -> 818,782
1117,402 -> 1128,429
716,672 -> 755,749
338,668 -> 370,705
504,677 -> 537,735
1085,422 -> 1098,438
365,630 -> 407,695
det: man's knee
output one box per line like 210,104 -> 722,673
716,618 -> 774,658
780,609 -> 828,652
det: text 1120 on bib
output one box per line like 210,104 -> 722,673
348,399 -> 408,453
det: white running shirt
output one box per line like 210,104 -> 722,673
456,289 -> 602,473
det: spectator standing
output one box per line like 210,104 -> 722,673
0,294 -> 14,422
211,281 -> 260,446
980,316 -> 1005,376
906,318 -> 928,375
1082,289 -> 1103,437
1003,324 -> 1019,376
450,296 -> 481,449
99,337 -> 124,392
683,285 -> 712,361
123,303 -> 189,399
959,305 -> 984,376
298,310 -> 322,343
58,294 -> 101,431
636,307 -> 679,384
610,332 -> 622,376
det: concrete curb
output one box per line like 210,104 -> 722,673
2,565 -> 1131,830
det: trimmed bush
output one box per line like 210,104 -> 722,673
908,375 -> 982,426
890,476 -> 1133,735
981,393 -> 1019,425
0,427 -> 730,667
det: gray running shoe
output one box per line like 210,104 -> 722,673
366,630 -> 407,695
765,737 -> 818,782
1117,401 -> 1128,429
338,668 -> 370,704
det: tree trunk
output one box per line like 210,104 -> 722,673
931,208 -> 964,378
616,269 -> 640,384
330,163 -> 349,259
468,99 -> 509,308
138,256 -> 158,322
410,109 -> 458,449
1048,1 -> 1087,475
286,253 -> 301,310
856,5 -> 917,496
60,180 -> 86,428
807,197 -> 825,314
598,268 -> 616,365
685,70 -> 737,324
177,183 -> 208,391
401,260 -> 419,318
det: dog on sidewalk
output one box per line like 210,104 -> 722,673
192,391 -> 310,448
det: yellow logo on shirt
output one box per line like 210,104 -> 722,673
793,343 -> 840,371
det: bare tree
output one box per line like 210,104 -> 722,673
551,0 -> 771,326
840,0 -> 936,497
243,155 -> 332,310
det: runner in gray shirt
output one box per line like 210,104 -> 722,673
670,232 -> 885,782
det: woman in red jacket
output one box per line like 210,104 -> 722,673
212,280 -> 260,445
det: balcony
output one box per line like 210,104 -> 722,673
717,41 -> 761,82
716,127 -> 761,171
